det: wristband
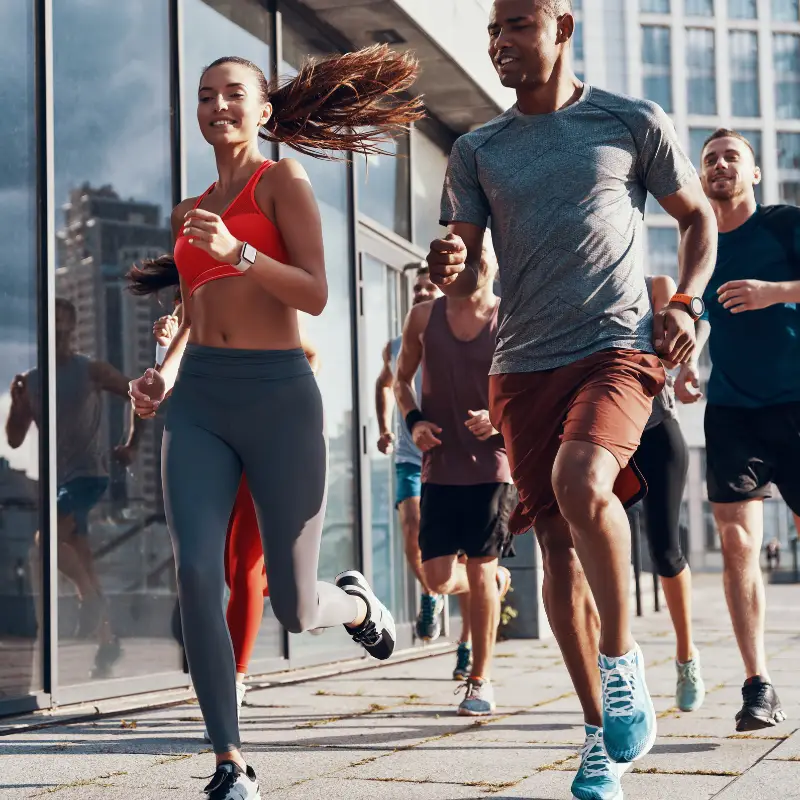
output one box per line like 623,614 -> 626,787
155,344 -> 169,366
405,409 -> 425,433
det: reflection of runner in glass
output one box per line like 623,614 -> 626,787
395,244 -> 513,716
128,47 -> 423,799
376,266 -> 475,666
676,128 -> 800,733
636,274 -> 705,712
5,298 -> 141,678
129,255 -> 319,738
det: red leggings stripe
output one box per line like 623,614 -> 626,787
224,475 -> 267,674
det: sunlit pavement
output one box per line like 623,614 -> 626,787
3,573 -> 799,799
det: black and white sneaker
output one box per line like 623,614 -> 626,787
735,677 -> 786,732
335,570 -> 396,660
203,761 -> 260,800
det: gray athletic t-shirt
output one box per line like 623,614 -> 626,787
440,85 -> 696,374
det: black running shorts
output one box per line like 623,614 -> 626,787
419,482 -> 516,562
705,402 -> 800,514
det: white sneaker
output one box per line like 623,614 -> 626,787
203,761 -> 260,799
335,570 -> 396,660
204,682 -> 247,743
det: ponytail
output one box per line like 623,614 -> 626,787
126,254 -> 180,297
204,46 -> 424,160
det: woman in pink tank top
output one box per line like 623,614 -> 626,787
127,47 -> 423,800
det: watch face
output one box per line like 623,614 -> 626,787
243,242 -> 257,264
690,297 -> 705,317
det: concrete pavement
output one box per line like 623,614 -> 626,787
2,574 -> 799,799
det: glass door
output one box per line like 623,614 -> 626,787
357,224 -> 425,649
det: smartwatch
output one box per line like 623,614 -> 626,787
234,241 -> 257,272
669,293 -> 705,320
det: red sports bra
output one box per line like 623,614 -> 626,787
174,160 -> 289,296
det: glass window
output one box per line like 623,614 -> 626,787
646,226 -> 679,281
412,127 -> 449,248
357,134 -> 411,239
641,0 -> 670,10
280,11 -> 359,661
774,34 -> 800,120
183,0 -> 273,198
573,20 -> 585,63
52,0 -> 183,687
729,0 -> 757,16
642,26 -> 673,112
685,0 -> 714,15
773,0 -> 800,22
0,0 -> 42,703
730,31 -> 760,118
689,127 -> 716,170
686,29 -> 717,115
777,132 -> 800,206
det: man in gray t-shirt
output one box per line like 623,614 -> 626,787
427,0 -> 717,793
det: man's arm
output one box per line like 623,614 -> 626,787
654,178 -> 718,364
90,360 -> 145,450
717,279 -> 800,312
394,303 -> 441,453
6,375 -> 34,449
674,318 -> 711,404
375,342 -> 395,454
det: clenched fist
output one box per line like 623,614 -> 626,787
427,233 -> 467,286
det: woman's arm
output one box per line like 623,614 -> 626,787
182,159 -> 328,316
650,274 -> 678,314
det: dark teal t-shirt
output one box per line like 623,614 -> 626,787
703,204 -> 800,408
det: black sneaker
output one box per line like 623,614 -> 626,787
735,677 -> 786,732
203,761 -> 260,799
335,570 -> 396,661
90,636 -> 122,680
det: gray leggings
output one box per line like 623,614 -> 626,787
162,344 -> 359,754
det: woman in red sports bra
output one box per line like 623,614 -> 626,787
127,255 -> 318,740
128,47 -> 423,799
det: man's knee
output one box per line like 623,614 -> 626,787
423,557 -> 456,595
718,522 -> 760,566
551,443 -> 618,527
465,556 -> 499,589
535,512 -> 579,576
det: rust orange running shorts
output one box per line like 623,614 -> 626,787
489,348 -> 665,535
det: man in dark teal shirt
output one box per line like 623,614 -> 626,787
676,128 -> 800,735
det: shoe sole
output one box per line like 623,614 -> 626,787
453,672 -> 471,680
457,706 -> 496,717
336,570 -> 396,660
497,567 -> 512,602
735,709 -> 787,732
572,791 -> 623,800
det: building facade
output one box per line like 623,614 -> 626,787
3,0 -> 797,717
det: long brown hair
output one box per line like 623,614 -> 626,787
203,45 -> 424,158
126,254 -> 181,301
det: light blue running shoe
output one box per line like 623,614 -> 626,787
415,593 -> 444,641
571,725 -> 629,800
599,644 -> 656,763
457,678 -> 495,716
676,651 -> 706,712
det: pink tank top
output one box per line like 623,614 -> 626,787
420,297 -> 511,486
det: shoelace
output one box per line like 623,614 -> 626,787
578,730 -> 611,780
455,680 -> 482,700
601,656 -> 638,717
352,619 -> 381,647
743,681 -> 771,708
677,659 -> 699,685
202,765 -> 237,796
420,595 -> 437,627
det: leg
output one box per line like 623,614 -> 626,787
398,496 -> 431,592
225,476 -> 265,677
552,441 -> 632,658
636,420 -> 693,662
465,556 -> 500,680
457,557 -> 472,643
714,500 -> 768,681
536,511 -> 602,727
240,375 -> 360,634
423,555 -> 469,596
162,418 -> 243,760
